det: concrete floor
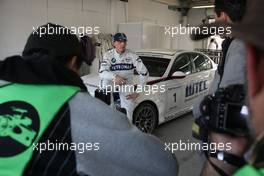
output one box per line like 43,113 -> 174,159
154,113 -> 204,176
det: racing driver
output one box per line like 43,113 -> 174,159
99,33 -> 149,121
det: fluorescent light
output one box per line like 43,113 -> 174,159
192,5 -> 215,9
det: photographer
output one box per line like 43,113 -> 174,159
0,24 -> 178,176
191,0 -> 248,175
193,0 -> 247,119
199,0 -> 264,175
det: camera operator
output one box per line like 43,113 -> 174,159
191,0 -> 249,175
193,0 -> 247,119
198,0 -> 264,175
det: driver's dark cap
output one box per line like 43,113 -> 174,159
113,33 -> 127,42
22,23 -> 87,64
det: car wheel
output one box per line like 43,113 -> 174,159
133,102 -> 158,133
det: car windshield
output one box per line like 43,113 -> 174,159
138,56 -> 170,77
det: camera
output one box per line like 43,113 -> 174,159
193,84 -> 250,141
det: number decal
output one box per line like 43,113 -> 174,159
173,93 -> 177,103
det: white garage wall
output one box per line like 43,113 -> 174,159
0,0 -> 47,59
0,0 -> 124,60
0,0 -> 182,60
128,0 -> 179,26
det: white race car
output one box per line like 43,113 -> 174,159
82,49 -> 217,133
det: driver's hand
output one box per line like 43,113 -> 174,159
126,92 -> 139,101
114,75 -> 126,85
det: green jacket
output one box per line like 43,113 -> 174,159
235,165 -> 264,176
0,83 -> 79,176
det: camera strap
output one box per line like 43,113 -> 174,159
204,147 -> 247,176
203,147 -> 229,176
209,150 -> 247,168
207,158 -> 230,176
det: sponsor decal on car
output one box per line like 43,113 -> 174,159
185,80 -> 208,98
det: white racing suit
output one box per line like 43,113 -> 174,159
99,49 -> 149,121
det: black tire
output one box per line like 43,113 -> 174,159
133,102 -> 158,133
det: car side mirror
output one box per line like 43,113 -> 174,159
171,71 -> 186,79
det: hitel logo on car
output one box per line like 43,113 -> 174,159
185,80 -> 208,98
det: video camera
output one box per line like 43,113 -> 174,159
193,84 -> 250,141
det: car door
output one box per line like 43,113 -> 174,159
186,53 -> 213,106
165,53 -> 192,119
